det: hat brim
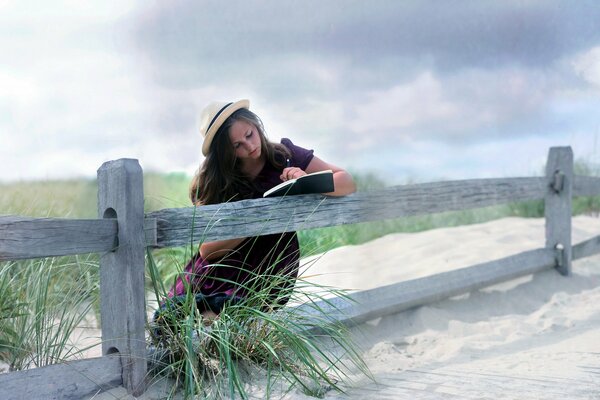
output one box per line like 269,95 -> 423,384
201,99 -> 250,156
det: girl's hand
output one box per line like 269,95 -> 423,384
280,167 -> 306,181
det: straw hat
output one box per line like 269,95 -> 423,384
199,99 -> 250,156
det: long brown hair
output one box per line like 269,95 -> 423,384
190,108 -> 290,205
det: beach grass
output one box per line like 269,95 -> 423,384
0,256 -> 98,371
146,244 -> 371,399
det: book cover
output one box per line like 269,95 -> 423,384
263,170 -> 334,198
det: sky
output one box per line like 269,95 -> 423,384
1,1 -> 600,184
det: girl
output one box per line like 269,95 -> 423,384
163,99 -> 356,322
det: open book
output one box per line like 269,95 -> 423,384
263,170 -> 334,198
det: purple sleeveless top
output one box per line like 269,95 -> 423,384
167,138 -> 314,304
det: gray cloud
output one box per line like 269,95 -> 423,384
132,0 -> 600,85
128,1 -> 600,134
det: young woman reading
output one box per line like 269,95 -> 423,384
159,99 -> 356,324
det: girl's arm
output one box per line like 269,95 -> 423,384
281,155 -> 356,196
202,156 -> 355,259
199,237 -> 246,260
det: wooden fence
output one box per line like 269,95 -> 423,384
2,146 -> 600,399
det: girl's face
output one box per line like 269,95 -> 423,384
228,120 -> 262,161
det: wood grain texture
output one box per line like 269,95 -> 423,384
0,356 -> 122,400
0,176 -> 556,255
294,247 -> 556,329
544,147 -> 573,276
147,177 -> 547,247
0,217 -> 156,261
97,158 -> 147,396
0,217 -> 116,261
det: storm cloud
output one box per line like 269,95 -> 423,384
133,1 -> 600,77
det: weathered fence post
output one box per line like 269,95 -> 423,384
545,146 -> 573,276
97,159 -> 147,396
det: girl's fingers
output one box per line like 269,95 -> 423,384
280,167 -> 306,181
281,167 -> 293,181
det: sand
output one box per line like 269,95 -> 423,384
297,215 -> 600,399
7,216 -> 600,399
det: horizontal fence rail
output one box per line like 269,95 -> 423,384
3,175 -> 600,260
0,356 -> 122,399
0,217 -> 116,261
148,176 -> 550,248
573,175 -> 600,197
572,234 -> 600,260
296,247 -> 557,328
0,217 -> 156,261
